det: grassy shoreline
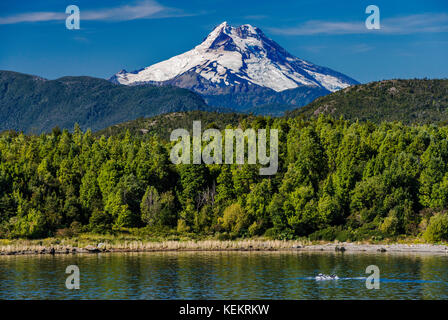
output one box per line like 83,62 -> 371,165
1,236 -> 447,255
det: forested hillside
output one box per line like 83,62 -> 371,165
96,111 -> 254,140
1,115 -> 448,242
288,79 -> 448,124
0,71 -> 209,133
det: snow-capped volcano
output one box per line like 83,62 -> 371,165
111,22 -> 358,113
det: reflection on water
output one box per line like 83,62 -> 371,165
0,251 -> 447,300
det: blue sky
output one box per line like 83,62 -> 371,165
0,0 -> 447,83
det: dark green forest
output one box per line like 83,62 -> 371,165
0,71 -> 210,133
3,72 -> 448,135
1,114 -> 448,242
96,111 -> 254,140
288,79 -> 448,124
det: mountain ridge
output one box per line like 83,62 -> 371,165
97,78 -> 448,140
287,78 -> 448,123
1,72 -> 447,134
0,70 -> 210,133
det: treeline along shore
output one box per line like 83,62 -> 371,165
2,114 -> 448,244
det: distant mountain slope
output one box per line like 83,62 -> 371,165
0,70 -> 209,133
96,110 -> 255,140
201,84 -> 331,114
97,79 -> 448,140
287,79 -> 448,123
111,22 -> 358,113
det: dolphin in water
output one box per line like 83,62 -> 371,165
316,273 -> 339,280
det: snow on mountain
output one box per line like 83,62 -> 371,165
111,22 -> 358,93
